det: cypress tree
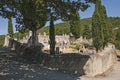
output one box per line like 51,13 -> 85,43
69,10 -> 81,39
49,14 -> 55,54
92,0 -> 103,51
92,0 -> 110,51
8,17 -> 14,38
83,25 -> 92,39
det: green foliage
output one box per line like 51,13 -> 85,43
108,17 -> 120,28
46,0 -> 89,54
83,25 -> 92,39
39,22 -> 70,35
49,15 -> 55,54
39,17 -> 120,36
0,1 -> 16,18
109,18 -> 120,45
0,35 -> 5,47
55,22 -> 70,35
15,0 -> 48,47
115,28 -> 120,49
92,0 -> 110,51
15,0 -> 48,31
0,0 -> 89,54
8,17 -> 14,38
13,31 -> 28,39
69,11 -> 81,38
81,18 -> 92,26
92,0 -> 102,51
85,0 -> 96,4
101,6 -> 112,47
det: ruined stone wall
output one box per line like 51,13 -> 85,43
3,35 -> 26,54
41,47 -> 117,76
42,54 -> 90,76
84,46 -> 117,77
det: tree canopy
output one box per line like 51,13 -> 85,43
15,0 -> 48,31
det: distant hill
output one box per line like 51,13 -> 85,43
39,17 -> 120,35
38,22 -> 70,35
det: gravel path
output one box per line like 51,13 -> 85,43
0,48 -> 79,80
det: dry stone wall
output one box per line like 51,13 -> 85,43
41,46 -> 117,76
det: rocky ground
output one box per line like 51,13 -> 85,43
80,61 -> 120,80
80,50 -> 120,80
0,47 -> 120,80
0,48 -> 79,80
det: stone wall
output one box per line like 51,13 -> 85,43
84,46 -> 117,77
3,35 -> 26,54
84,49 -> 116,76
3,35 -> 10,47
41,46 -> 117,76
41,54 -> 90,76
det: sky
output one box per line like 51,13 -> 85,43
0,0 -> 120,35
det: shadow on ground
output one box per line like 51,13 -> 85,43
0,48 -> 82,80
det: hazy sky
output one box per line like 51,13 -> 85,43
0,0 -> 120,35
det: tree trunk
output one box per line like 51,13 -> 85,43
32,28 -> 36,48
49,15 -> 55,55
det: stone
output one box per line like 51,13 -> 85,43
3,35 -> 10,47
56,47 -> 60,54
84,46 -> 117,77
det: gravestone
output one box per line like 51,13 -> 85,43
56,47 -> 59,54
3,35 -> 10,47
29,31 -> 32,37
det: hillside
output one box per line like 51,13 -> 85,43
38,22 -> 70,35
39,17 -> 120,35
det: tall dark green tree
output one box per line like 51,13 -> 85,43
47,0 -> 71,54
8,17 -> 14,38
92,0 -> 103,51
49,14 -> 55,54
92,0 -> 110,51
69,10 -> 81,38
101,6 -> 110,47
